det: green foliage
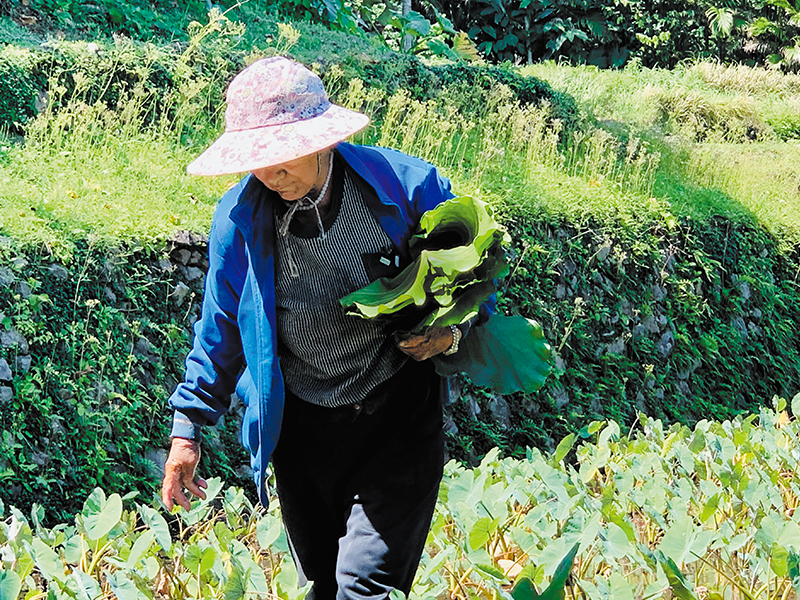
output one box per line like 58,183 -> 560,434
653,86 -> 774,142
0,242 -> 251,523
341,195 -> 509,330
0,8 -> 247,136
426,0 -> 750,67
345,55 -> 580,137
435,315 -> 552,394
425,62 -> 581,135
704,0 -> 800,71
480,212 -> 800,460
4,0 -> 212,40
0,45 -> 47,132
1,8 -> 799,527
6,407 -> 800,599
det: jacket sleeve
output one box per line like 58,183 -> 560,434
168,199 -> 248,440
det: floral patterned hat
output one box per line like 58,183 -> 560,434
187,57 -> 370,176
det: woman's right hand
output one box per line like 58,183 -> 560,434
161,437 -> 207,511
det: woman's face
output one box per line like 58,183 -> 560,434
251,152 -> 320,201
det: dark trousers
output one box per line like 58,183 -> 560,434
270,360 -> 444,600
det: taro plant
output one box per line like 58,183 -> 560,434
5,397 -> 800,599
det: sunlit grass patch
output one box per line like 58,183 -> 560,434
0,133 -> 235,259
521,60 -> 800,245
680,142 -> 800,238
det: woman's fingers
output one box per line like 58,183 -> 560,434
161,438 -> 205,511
396,326 -> 453,361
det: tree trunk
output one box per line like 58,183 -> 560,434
403,0 -> 413,52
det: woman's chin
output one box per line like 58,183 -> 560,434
278,191 -> 301,201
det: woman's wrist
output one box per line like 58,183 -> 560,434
442,324 -> 462,356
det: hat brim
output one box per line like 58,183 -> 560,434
187,104 -> 370,176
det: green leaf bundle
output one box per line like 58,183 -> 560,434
340,195 -> 552,393
340,195 -> 509,331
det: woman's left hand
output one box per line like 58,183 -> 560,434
396,326 -> 454,361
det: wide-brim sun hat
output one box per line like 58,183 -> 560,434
187,56 -> 370,176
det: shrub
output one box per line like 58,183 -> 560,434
358,58 -> 581,140
0,241 -> 253,524
0,45 -> 47,132
762,98 -> 800,139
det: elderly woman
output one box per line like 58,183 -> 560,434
160,57 -> 484,599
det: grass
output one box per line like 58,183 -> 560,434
522,60 -> 800,245
0,133 -> 235,260
0,12 -> 799,255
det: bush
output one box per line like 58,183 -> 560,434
0,45 -> 47,131
359,58 -> 581,139
762,98 -> 800,139
0,12 -> 247,136
0,240 -> 253,524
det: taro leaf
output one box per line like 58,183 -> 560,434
321,0 -> 342,21
578,421 -> 604,438
256,514 -> 282,550
601,523 -> 635,560
656,551 -> 698,600
468,516 -> 495,551
106,570 -> 144,600
788,549 -> 800,595
200,547 -> 219,574
512,577 -> 540,600
82,488 -> 122,542
405,10 -> 432,36
434,315 -> 551,394
64,535 -> 86,565
607,572 -> 636,599
274,553 -> 304,596
215,521 -> 235,551
230,540 -> 269,594
376,5 -> 392,27
792,392 -> 800,419
126,530 -> 155,570
427,39 -> 460,62
659,515 -> 698,565
181,477 -> 225,526
0,570 -> 22,600
553,434 -> 576,464
473,562 -> 505,581
340,258 -> 429,319
537,542 -> 580,600
598,421 -> 620,447
24,538 -> 64,583
68,568 -> 101,600
412,195 -> 502,257
771,543 -> 789,577
184,544 -> 217,575
138,504 -> 171,552
224,559 -> 250,600
699,493 -> 720,523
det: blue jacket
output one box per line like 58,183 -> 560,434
168,143 -> 460,505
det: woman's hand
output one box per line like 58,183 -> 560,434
161,437 -> 207,511
396,326 -> 454,361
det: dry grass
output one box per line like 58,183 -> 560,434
687,61 -> 800,97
